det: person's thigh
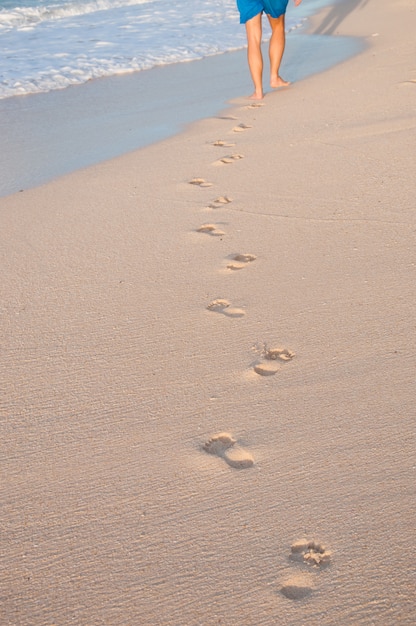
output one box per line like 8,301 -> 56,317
237,0 -> 264,24
262,0 -> 289,19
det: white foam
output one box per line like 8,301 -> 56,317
0,0 -> 152,31
0,0 -> 323,99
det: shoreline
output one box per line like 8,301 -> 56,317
0,15 -> 364,198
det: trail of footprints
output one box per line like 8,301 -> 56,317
187,112 -> 296,376
202,429 -> 333,599
184,110 -> 330,599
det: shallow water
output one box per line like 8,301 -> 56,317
0,0 -> 295,99
0,27 -> 364,197
0,0 -> 364,197
0,0 -> 347,100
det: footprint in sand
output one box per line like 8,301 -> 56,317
213,154 -> 245,166
207,196 -> 233,210
203,432 -> 254,469
280,574 -> 314,600
212,139 -> 236,148
196,224 -> 226,237
253,362 -> 280,376
207,298 -> 245,318
290,539 -> 332,568
232,123 -> 253,133
226,253 -> 257,270
189,178 -> 213,188
246,102 -> 264,109
253,345 -> 295,377
264,347 -> 295,361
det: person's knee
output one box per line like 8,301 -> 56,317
245,15 -> 262,44
246,31 -> 262,46
268,14 -> 285,31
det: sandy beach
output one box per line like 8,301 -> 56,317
1,0 -> 415,624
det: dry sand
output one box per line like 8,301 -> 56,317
1,0 -> 415,624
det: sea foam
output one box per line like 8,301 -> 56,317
0,0 -> 308,99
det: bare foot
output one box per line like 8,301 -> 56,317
249,91 -> 264,100
270,76 -> 290,88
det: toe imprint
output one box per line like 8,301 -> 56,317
253,344 -> 295,375
290,539 -> 332,567
203,432 -> 236,455
265,347 -> 295,361
207,299 -> 231,311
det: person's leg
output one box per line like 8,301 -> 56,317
267,13 -> 290,88
245,13 -> 264,99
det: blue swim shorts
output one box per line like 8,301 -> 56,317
236,0 -> 289,24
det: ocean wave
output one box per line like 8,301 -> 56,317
0,0 -> 151,31
0,43 -> 247,99
0,0 -> 307,100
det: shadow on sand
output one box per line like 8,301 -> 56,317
313,0 -> 369,35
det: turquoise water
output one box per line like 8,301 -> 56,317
0,0 -> 365,197
0,0 -> 347,100
0,0 -> 302,100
